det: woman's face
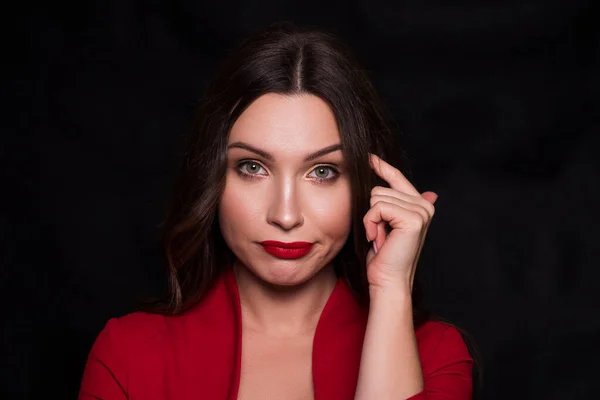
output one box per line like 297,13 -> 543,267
219,93 -> 352,286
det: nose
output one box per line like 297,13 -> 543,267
266,177 -> 304,231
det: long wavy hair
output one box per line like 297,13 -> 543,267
145,21 -> 418,315
142,21 -> 481,398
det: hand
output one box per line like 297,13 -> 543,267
363,154 -> 438,295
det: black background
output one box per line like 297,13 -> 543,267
3,1 -> 599,399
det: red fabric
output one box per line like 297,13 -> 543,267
79,267 -> 472,399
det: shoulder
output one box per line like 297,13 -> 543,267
89,311 -> 169,361
415,320 -> 465,345
414,320 -> 474,395
415,320 -> 473,373
406,321 -> 474,397
113,311 -> 168,339
80,311 -> 172,395
89,273 -> 234,360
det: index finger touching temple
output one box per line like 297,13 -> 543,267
368,153 -> 420,196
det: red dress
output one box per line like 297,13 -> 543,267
79,267 -> 473,399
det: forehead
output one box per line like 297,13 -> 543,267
228,93 -> 341,150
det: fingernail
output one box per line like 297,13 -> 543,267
373,241 -> 378,254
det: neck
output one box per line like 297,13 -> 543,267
233,260 -> 338,339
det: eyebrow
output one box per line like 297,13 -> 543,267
227,141 -> 342,162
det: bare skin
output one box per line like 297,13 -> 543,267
220,93 -> 349,399
218,93 -> 438,399
234,261 -> 337,399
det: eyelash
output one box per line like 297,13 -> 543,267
235,160 -> 340,184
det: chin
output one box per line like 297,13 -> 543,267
257,261 -> 316,287
232,244 -> 336,289
237,253 -> 322,289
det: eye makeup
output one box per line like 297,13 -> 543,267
234,159 -> 341,184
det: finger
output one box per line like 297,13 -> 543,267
363,200 -> 426,237
365,216 -> 377,242
421,191 -> 438,205
369,153 -> 420,196
370,194 -> 432,223
375,221 -> 386,254
366,241 -> 376,264
371,186 -> 436,219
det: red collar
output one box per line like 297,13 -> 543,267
201,266 -> 369,399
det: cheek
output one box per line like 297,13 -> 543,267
219,173 -> 353,246
306,181 -> 353,241
218,175 -> 263,245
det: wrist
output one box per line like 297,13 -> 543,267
368,285 -> 413,309
367,287 -> 415,329
369,281 -> 412,299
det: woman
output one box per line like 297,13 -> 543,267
79,22 -> 474,399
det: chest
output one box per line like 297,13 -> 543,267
237,331 -> 315,400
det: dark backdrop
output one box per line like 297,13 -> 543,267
3,1 -> 599,399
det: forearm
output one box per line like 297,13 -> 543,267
355,290 -> 423,400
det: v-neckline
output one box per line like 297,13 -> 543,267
222,266 -> 368,400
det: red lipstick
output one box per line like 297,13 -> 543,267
259,241 -> 314,259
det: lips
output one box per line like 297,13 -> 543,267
259,241 -> 314,259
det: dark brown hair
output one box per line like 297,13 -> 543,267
143,21 -> 481,397
147,21 -> 423,320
